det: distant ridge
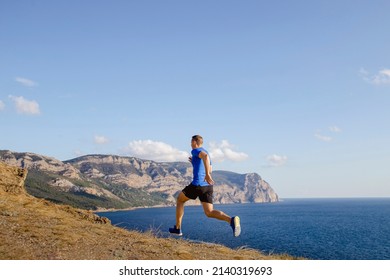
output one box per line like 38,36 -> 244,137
0,150 -> 279,210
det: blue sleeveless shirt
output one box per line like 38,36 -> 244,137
191,147 -> 212,186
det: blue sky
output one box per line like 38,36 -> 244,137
1,0 -> 390,198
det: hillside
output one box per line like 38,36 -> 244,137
0,161 -> 295,260
0,150 -> 279,210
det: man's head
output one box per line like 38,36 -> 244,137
191,135 -> 203,149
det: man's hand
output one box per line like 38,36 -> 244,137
205,173 -> 214,185
188,156 -> 192,163
198,151 -> 214,185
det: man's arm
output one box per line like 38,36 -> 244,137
199,151 -> 214,185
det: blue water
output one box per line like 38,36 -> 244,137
97,198 -> 390,260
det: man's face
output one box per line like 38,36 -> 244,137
191,139 -> 197,149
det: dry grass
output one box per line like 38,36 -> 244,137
0,190 -> 302,260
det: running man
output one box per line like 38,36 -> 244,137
169,135 -> 241,237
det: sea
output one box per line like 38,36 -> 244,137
96,198 -> 390,260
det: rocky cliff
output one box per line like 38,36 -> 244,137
0,150 -> 279,210
0,161 -> 28,194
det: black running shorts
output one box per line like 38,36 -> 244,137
182,184 -> 213,204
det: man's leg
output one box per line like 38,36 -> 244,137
201,202 -> 231,223
176,192 -> 190,229
202,202 -> 241,237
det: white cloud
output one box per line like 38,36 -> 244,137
329,126 -> 342,133
266,154 -> 288,167
315,133 -> 332,142
0,100 -> 5,111
360,68 -> 390,85
94,135 -> 109,145
208,140 -> 249,162
15,77 -> 38,87
122,140 -> 189,162
8,95 -> 41,115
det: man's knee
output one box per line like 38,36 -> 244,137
204,210 -> 213,218
202,203 -> 214,217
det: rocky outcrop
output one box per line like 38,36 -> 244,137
212,171 -> 279,204
0,161 -> 28,194
1,150 -> 279,210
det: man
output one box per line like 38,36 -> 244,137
169,135 -> 241,237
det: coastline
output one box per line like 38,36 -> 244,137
93,200 -> 282,213
93,204 -> 172,213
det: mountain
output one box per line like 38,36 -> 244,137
0,150 -> 279,210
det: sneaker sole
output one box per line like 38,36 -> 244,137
169,231 -> 183,236
233,216 -> 241,237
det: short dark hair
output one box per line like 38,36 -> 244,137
192,135 -> 203,145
